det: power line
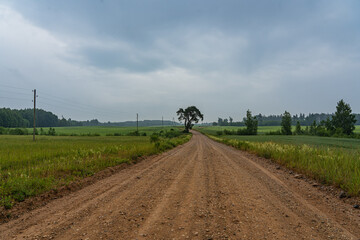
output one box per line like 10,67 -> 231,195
38,95 -> 115,115
36,100 -> 122,120
0,96 -> 31,101
37,97 -> 124,118
0,83 -> 31,91
38,92 -> 130,115
36,101 -> 101,116
40,92 -> 96,109
0,83 -> 132,119
0,84 -> 129,114
0,84 -> 103,112
38,96 -> 95,111
0,89 -> 33,96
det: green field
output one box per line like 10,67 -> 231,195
355,125 -> 360,133
196,126 -> 279,135
197,125 -> 360,135
0,127 -> 190,209
198,126 -> 360,150
197,126 -> 360,196
29,125 -> 182,136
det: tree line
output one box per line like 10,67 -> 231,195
0,108 -> 86,128
287,99 -> 357,137
215,107 -> 360,127
217,100 -> 358,138
0,108 -> 181,128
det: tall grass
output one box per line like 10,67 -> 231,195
208,135 -> 360,196
0,132 -> 191,209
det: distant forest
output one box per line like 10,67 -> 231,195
215,113 -> 360,127
0,108 -> 179,128
2,107 -> 360,128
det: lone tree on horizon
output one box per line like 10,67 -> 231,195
177,106 -> 204,133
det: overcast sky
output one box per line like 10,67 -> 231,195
0,0 -> 359,122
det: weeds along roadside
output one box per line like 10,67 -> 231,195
0,132 -> 191,209
199,131 -> 360,197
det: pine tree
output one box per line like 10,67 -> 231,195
295,121 -> 302,135
331,99 -> 356,135
281,111 -> 292,135
244,109 -> 258,135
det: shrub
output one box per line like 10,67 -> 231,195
9,128 -> 28,135
80,133 -> 100,137
294,121 -> 303,135
236,128 -> 249,135
48,127 -> 56,136
126,131 -> 140,136
265,130 -> 282,135
0,127 -> 6,135
216,131 -> 223,136
223,129 -> 235,135
333,128 -> 345,138
315,126 -> 330,137
150,133 -> 160,143
164,130 -> 181,138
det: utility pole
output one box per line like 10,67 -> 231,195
162,116 -> 163,128
136,113 -> 138,132
32,89 -> 37,141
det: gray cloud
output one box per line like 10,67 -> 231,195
0,0 -> 359,122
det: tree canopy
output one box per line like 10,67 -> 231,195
281,111 -> 292,135
176,106 -> 204,133
331,99 -> 356,135
243,109 -> 258,135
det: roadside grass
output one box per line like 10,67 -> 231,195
222,135 -> 360,150
197,127 -> 360,196
0,130 -> 191,209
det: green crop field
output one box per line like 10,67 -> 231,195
0,127 -> 190,209
198,126 -> 360,149
355,125 -> 360,133
198,125 -> 360,137
28,125 -> 183,136
197,126 -> 360,196
196,126 -> 280,135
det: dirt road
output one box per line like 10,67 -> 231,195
1,131 -> 360,239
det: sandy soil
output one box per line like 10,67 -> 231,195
1,131 -> 359,240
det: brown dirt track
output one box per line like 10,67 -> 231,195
1,131 -> 360,240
